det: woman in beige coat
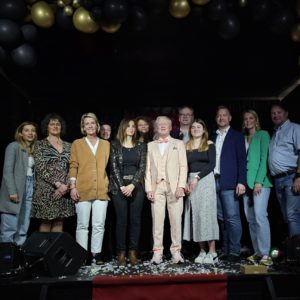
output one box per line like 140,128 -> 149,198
69,112 -> 110,265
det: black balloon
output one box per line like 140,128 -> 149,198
91,6 -> 102,21
0,46 -> 10,65
0,0 -> 27,22
218,13 -> 240,40
55,9 -> 74,31
103,0 -> 128,23
252,0 -> 271,22
0,19 -> 22,49
21,24 -> 38,43
269,9 -> 294,35
127,6 -> 147,32
11,43 -> 37,68
207,0 -> 227,21
80,0 -> 94,10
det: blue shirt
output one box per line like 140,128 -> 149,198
268,120 -> 300,175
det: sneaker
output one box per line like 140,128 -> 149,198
171,251 -> 184,264
194,251 -> 206,264
260,255 -> 273,266
150,250 -> 163,265
203,252 -> 219,264
247,253 -> 262,263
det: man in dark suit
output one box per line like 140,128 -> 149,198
212,105 -> 246,262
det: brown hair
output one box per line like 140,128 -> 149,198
186,118 -> 209,152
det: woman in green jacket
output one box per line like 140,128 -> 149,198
242,109 -> 273,266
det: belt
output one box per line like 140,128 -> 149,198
123,175 -> 134,180
273,170 -> 296,179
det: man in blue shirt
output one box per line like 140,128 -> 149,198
269,101 -> 300,239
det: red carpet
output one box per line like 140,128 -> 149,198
92,273 -> 227,300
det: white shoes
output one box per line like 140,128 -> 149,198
194,251 -> 207,264
172,251 -> 184,264
203,252 -> 218,264
151,251 -> 163,265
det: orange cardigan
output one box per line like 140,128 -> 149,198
69,138 -> 110,201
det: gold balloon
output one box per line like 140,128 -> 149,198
291,23 -> 300,42
62,0 -> 72,4
169,0 -> 190,19
31,1 -> 55,28
73,7 -> 99,33
191,0 -> 210,5
100,22 -> 121,33
25,0 -> 38,4
239,0 -> 247,7
72,0 -> 81,8
64,5 -> 73,16
57,0 -> 65,8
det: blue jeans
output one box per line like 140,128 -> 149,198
0,176 -> 33,245
243,187 -> 271,256
274,174 -> 300,237
216,178 -> 242,256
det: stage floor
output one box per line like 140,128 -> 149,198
1,257 -> 300,300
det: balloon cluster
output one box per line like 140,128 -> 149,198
51,0 -> 147,34
0,0 -> 38,68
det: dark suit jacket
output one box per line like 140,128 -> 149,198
212,127 -> 246,190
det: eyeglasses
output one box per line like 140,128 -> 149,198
179,113 -> 193,117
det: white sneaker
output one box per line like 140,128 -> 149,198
203,252 -> 219,264
151,251 -> 163,265
172,251 -> 184,264
194,251 -> 206,264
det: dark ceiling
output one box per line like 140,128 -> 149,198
1,0 -> 300,107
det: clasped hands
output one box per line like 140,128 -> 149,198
120,183 -> 135,197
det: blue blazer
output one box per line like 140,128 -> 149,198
212,127 -> 246,190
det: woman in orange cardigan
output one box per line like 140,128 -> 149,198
69,112 -> 110,265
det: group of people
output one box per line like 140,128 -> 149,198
0,101 -> 299,268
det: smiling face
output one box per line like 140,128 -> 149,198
125,120 -> 136,137
156,116 -> 172,138
271,104 -> 288,127
100,124 -> 111,140
243,112 -> 257,131
137,119 -> 149,134
83,117 -> 98,136
21,124 -> 37,143
216,108 -> 232,129
190,121 -> 204,139
48,119 -> 61,137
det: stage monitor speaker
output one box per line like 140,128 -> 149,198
23,232 -> 87,277
0,243 -> 24,277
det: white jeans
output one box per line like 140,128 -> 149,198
75,200 -> 108,254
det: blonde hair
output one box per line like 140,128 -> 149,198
186,118 -> 209,152
116,118 -> 137,144
80,112 -> 100,135
242,109 -> 261,132
15,121 -> 38,155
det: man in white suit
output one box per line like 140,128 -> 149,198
145,116 -> 187,264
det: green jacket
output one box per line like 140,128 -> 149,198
246,130 -> 273,189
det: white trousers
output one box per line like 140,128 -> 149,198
75,200 -> 108,254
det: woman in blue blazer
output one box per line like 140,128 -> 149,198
242,110 -> 273,266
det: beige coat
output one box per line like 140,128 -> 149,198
69,138 -> 110,201
145,137 -> 187,195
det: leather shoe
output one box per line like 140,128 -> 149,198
128,250 -> 138,266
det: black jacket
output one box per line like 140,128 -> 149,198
109,140 -> 147,195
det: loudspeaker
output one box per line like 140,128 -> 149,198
286,236 -> 300,262
0,243 -> 25,278
23,232 -> 87,277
